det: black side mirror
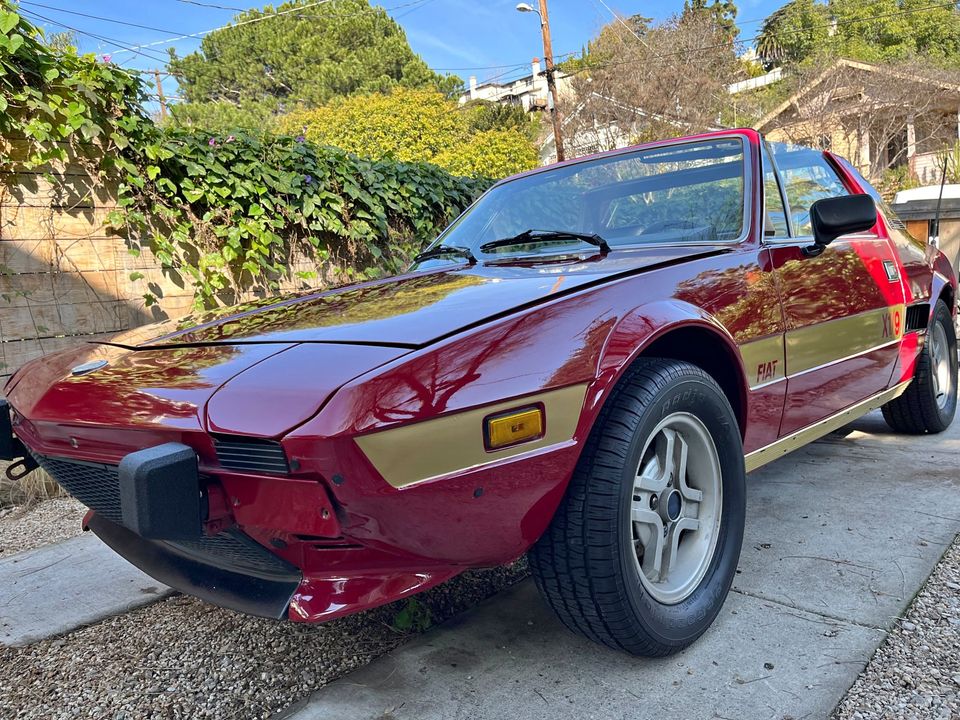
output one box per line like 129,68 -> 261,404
805,194 -> 877,257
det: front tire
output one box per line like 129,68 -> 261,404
529,358 -> 745,657
882,299 -> 958,434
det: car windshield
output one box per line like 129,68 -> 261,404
422,137 -> 746,263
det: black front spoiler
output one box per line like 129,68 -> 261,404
87,513 -> 302,620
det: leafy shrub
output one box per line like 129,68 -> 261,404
278,87 -> 468,165
462,99 -> 540,140
435,129 -> 540,180
277,87 -> 540,179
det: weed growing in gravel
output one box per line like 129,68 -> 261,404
391,598 -> 434,632
0,468 -> 63,509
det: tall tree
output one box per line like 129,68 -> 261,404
562,11 -> 743,151
168,0 -> 461,112
756,0 -> 960,69
682,0 -> 739,41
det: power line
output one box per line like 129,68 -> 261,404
175,0 -> 246,10
569,0 -> 960,76
100,0 -> 439,59
106,0 -> 441,57
19,8 -> 174,64
392,0 -> 438,19
20,0 -> 574,77
108,0 -> 337,56
18,1 -> 191,36
431,51 -> 577,73
32,0 -> 572,76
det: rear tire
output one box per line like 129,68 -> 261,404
882,299 -> 957,434
529,358 -> 745,657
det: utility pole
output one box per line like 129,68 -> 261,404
152,69 -> 168,122
538,0 -> 565,162
517,1 -> 565,162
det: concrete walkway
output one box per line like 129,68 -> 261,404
282,410 -> 960,720
0,532 -> 171,646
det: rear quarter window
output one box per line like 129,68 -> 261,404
770,143 -> 849,236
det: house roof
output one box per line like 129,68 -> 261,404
754,58 -> 960,132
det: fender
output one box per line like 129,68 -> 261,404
584,298 -> 748,430
930,250 -> 958,320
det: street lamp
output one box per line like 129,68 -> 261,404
516,0 -> 565,162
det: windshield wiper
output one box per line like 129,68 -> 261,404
479,229 -> 611,255
412,244 -> 477,265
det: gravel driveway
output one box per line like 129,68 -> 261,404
0,498 -> 527,719
0,497 -> 85,556
1,497 -> 957,719
835,534 -> 960,720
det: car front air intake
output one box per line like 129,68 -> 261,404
212,435 -> 290,475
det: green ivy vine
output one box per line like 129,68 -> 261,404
1,2 -> 490,310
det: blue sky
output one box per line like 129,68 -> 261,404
18,0 -> 789,101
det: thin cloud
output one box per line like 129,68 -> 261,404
407,28 -> 488,65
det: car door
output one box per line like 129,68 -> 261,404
764,142 -> 907,437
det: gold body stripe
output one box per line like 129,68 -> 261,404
744,380 -> 911,472
785,304 -> 905,376
740,335 -> 787,390
739,304 -> 906,389
356,384 -> 589,489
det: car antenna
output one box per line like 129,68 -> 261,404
932,153 -> 949,249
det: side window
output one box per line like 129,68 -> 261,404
770,143 -> 849,236
834,155 -> 908,231
761,143 -> 789,238
835,155 -> 926,250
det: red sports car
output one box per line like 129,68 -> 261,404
3,129 -> 956,656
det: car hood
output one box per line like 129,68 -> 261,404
105,245 -> 730,349
6,340 -> 409,443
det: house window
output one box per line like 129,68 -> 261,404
886,128 -> 909,169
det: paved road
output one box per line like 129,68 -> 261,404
282,410 -> 960,720
0,532 -> 171,647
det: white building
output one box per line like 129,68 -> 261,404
459,58 -> 574,112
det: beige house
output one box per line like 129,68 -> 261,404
755,59 -> 960,183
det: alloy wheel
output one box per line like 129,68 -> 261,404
930,321 -> 954,411
630,412 -> 723,605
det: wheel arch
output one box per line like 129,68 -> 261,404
931,250 -> 958,320
937,278 -> 956,317
595,302 -> 749,439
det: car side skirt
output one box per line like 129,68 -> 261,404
744,380 -> 911,472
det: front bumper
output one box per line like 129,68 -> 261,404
87,512 -> 301,619
21,439 -> 304,619
0,405 -> 311,619
12,424 -> 461,623
85,512 -> 302,620
4,391 -> 577,623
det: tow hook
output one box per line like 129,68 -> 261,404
0,398 -> 37,480
5,455 -> 38,482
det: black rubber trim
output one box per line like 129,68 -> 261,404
905,303 -> 930,333
0,399 -> 27,462
87,513 -> 301,620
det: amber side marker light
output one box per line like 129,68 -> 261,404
484,405 -> 545,451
